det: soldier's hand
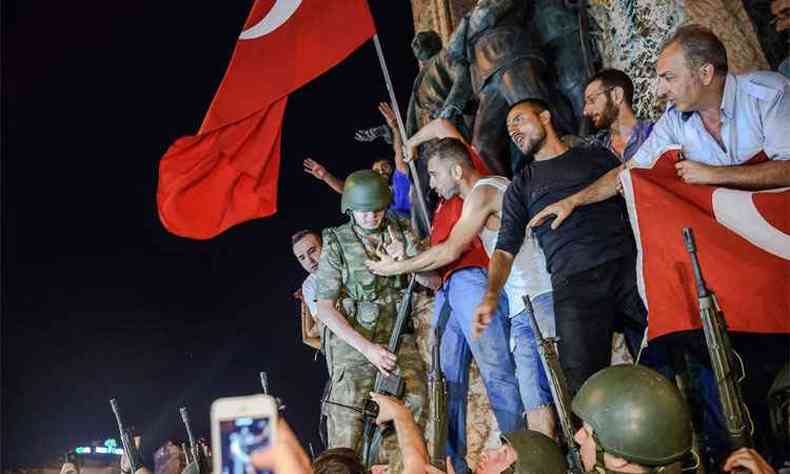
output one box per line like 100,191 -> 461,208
369,392 -> 409,426
303,158 -> 327,180
527,197 -> 576,231
472,295 -> 498,340
723,448 -> 776,473
363,342 -> 397,376
383,226 -> 406,260
366,248 -> 401,277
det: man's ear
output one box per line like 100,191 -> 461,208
451,163 -> 464,180
539,109 -> 552,126
612,86 -> 624,106
699,63 -> 716,86
604,452 -> 631,471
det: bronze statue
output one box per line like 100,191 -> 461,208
437,0 -> 595,176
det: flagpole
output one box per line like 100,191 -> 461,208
372,33 -> 432,236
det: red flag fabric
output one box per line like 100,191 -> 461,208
158,0 -> 376,239
621,146 -> 790,340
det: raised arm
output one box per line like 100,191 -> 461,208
371,393 -> 429,474
405,118 -> 467,159
365,186 -> 496,276
379,102 -> 408,175
304,158 -> 345,194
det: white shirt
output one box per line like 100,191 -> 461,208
301,273 -> 318,317
631,71 -> 790,167
473,176 -> 552,317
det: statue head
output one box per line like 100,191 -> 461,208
411,31 -> 442,62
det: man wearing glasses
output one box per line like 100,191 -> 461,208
583,69 -> 654,163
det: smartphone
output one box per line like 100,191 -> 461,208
211,394 -> 278,474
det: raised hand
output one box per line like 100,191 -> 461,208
303,158 -> 327,180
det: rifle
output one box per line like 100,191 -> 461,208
682,228 -> 753,453
360,273 -> 418,467
522,296 -> 584,473
429,307 -> 449,469
259,371 -> 286,411
109,398 -> 144,474
179,406 -> 207,474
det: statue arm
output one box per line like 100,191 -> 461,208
440,61 -> 473,121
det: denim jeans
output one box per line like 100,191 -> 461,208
510,291 -> 555,411
434,268 -> 525,474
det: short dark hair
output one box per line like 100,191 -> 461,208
508,98 -> 549,116
291,229 -> 321,246
586,69 -> 635,106
312,448 -> 366,474
427,137 -> 473,169
662,24 -> 728,76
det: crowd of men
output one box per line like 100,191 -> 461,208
287,22 -> 790,474
63,18 -> 787,474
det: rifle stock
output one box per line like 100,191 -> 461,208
682,228 -> 752,453
109,398 -> 144,473
522,295 -> 584,473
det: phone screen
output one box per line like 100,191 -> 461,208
219,416 -> 273,474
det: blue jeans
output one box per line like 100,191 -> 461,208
434,268 -> 525,474
510,291 -> 555,411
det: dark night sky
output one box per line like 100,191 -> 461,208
2,1 -> 417,467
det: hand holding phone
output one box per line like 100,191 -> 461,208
211,395 -> 278,474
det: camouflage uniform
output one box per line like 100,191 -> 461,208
316,213 -> 428,468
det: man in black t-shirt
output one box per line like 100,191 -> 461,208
474,99 -> 647,395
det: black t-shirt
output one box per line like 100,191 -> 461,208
496,145 -> 635,283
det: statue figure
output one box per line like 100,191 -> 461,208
439,0 -> 575,176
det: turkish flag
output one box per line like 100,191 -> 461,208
621,146 -> 790,340
157,0 -> 376,239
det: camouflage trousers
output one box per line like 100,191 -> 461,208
324,332 -> 427,470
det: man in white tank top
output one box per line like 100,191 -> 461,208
366,119 -> 557,440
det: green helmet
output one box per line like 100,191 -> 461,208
501,430 -> 569,474
768,364 -> 790,446
572,364 -> 692,468
340,170 -> 392,214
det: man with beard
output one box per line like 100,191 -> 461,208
478,99 -> 648,395
583,69 -> 653,163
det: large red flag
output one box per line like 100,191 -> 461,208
158,1 -> 376,239
621,146 -> 790,340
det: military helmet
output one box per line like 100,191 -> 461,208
768,364 -> 790,446
501,430 -> 568,474
340,170 -> 392,214
572,364 -> 693,467
411,30 -> 442,61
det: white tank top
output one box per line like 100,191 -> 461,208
472,176 -> 552,317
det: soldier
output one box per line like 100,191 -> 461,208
315,170 -> 434,470
572,365 -> 694,473
476,430 -> 568,474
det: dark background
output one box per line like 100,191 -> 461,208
2,1 -> 417,467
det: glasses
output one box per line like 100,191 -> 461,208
584,87 -> 613,106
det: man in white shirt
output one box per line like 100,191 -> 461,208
292,229 -> 324,348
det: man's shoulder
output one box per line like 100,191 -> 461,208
736,71 -> 789,103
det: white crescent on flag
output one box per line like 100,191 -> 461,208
712,187 -> 790,260
239,0 -> 303,40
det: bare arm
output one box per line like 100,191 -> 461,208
371,394 -> 429,474
366,187 -> 495,275
316,299 -> 396,375
472,249 -> 515,339
405,118 -> 467,158
528,165 -> 622,230
676,159 -> 790,189
303,158 -> 345,194
379,102 -> 408,174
